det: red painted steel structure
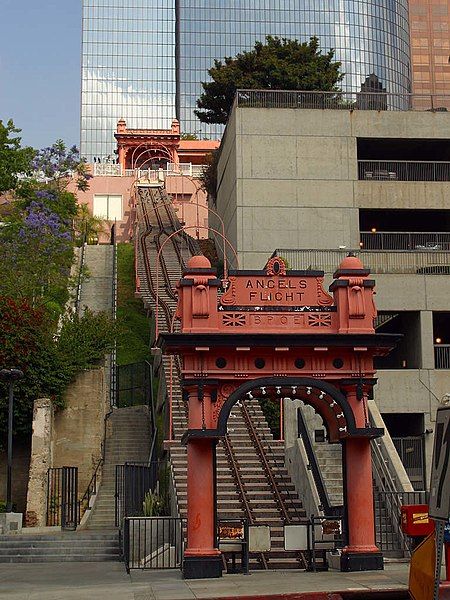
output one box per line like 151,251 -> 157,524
160,254 -> 399,579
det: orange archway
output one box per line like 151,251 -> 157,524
160,254 -> 399,579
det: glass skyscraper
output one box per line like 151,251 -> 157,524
81,0 -> 411,160
81,0 -> 176,161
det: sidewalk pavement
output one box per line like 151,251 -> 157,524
0,562 -> 411,600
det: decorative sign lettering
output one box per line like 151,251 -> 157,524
221,263 -> 333,310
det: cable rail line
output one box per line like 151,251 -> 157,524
136,186 -> 308,570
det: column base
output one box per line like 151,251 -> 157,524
340,551 -> 384,572
183,554 -> 223,579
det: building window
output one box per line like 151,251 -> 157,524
93,195 -> 123,221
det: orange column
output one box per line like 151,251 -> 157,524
183,385 -> 221,579
341,436 -> 383,571
118,145 -> 126,172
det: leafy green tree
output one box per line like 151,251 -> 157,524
0,120 -> 35,192
195,36 -> 344,125
0,299 -> 116,443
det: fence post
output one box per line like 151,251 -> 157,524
124,518 -> 130,573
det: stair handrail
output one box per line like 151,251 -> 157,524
369,402 -> 414,553
297,407 -> 343,518
79,457 -> 103,516
368,401 -> 414,493
110,225 -> 118,407
74,233 -> 87,315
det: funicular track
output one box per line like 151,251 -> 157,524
136,187 -> 307,570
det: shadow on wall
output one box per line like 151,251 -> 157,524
0,437 -> 31,513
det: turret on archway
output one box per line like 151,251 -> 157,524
160,254 -> 399,579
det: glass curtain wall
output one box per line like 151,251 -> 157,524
179,0 -> 412,138
80,0 -> 411,156
81,0 -> 176,162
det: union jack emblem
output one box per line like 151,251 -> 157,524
308,313 -> 332,327
222,313 -> 246,327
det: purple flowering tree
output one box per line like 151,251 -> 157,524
32,140 -> 92,192
0,201 -> 73,307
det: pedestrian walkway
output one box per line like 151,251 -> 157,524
0,562 -> 411,600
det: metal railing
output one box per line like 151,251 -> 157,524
374,491 -> 428,554
235,89 -> 450,112
123,164 -> 206,180
274,248 -> 450,275
435,344 -> 450,369
93,163 -> 122,177
361,231 -> 450,251
392,437 -> 426,491
79,459 -> 102,521
297,408 -> 342,518
46,467 -> 79,529
359,160 -> 450,182
110,224 -> 118,407
115,461 -> 159,527
122,516 -> 184,571
74,238 -> 87,315
307,514 -> 345,571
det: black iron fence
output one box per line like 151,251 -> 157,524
47,467 -> 79,529
122,516 -> 184,571
115,462 -> 159,527
116,361 -> 152,408
374,490 -> 429,555
307,515 -> 345,572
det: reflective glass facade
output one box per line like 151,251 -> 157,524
81,0 -> 411,158
179,0 -> 411,137
81,0 -> 175,161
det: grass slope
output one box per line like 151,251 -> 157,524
117,243 -> 152,365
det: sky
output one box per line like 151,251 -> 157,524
0,0 -> 81,150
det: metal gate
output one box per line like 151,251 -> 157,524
116,361 -> 152,408
123,517 -> 184,571
392,436 -> 426,490
47,466 -> 79,529
115,462 -> 158,527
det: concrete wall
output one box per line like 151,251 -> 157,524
52,368 -> 108,496
216,107 -> 450,269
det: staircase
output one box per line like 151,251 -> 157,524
78,245 -> 114,313
86,406 -> 151,530
169,400 -> 306,569
0,531 -> 119,563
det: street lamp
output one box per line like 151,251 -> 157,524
0,368 -> 24,512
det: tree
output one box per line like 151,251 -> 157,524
31,140 -> 92,192
0,120 -> 35,192
195,36 -> 344,125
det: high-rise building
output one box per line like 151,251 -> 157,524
81,0 -> 411,161
81,0 -> 176,161
409,0 -> 450,102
